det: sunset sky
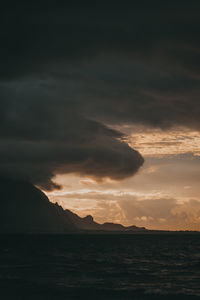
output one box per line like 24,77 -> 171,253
1,1 -> 200,230
48,127 -> 200,230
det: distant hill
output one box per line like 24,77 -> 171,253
65,209 -> 146,232
0,177 -> 146,233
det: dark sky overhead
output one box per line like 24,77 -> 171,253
1,1 -> 200,229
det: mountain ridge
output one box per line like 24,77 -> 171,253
0,177 -> 146,233
64,208 -> 146,232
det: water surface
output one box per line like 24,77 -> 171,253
0,234 -> 200,299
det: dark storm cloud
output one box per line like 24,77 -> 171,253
0,1 -> 199,188
1,1 -> 199,79
0,80 -> 143,189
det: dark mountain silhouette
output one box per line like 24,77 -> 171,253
0,177 -> 77,233
0,177 -> 146,233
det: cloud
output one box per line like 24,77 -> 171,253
1,2 -> 199,78
0,81 -> 143,189
60,193 -> 200,231
0,1 -> 199,188
116,197 -> 200,230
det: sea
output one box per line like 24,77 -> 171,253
0,233 -> 200,299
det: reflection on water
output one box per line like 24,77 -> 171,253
0,234 -> 200,299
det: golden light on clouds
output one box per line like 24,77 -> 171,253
128,127 -> 200,157
46,125 -> 200,231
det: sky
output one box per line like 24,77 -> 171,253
1,1 -> 200,230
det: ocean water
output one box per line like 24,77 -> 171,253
0,234 -> 200,299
